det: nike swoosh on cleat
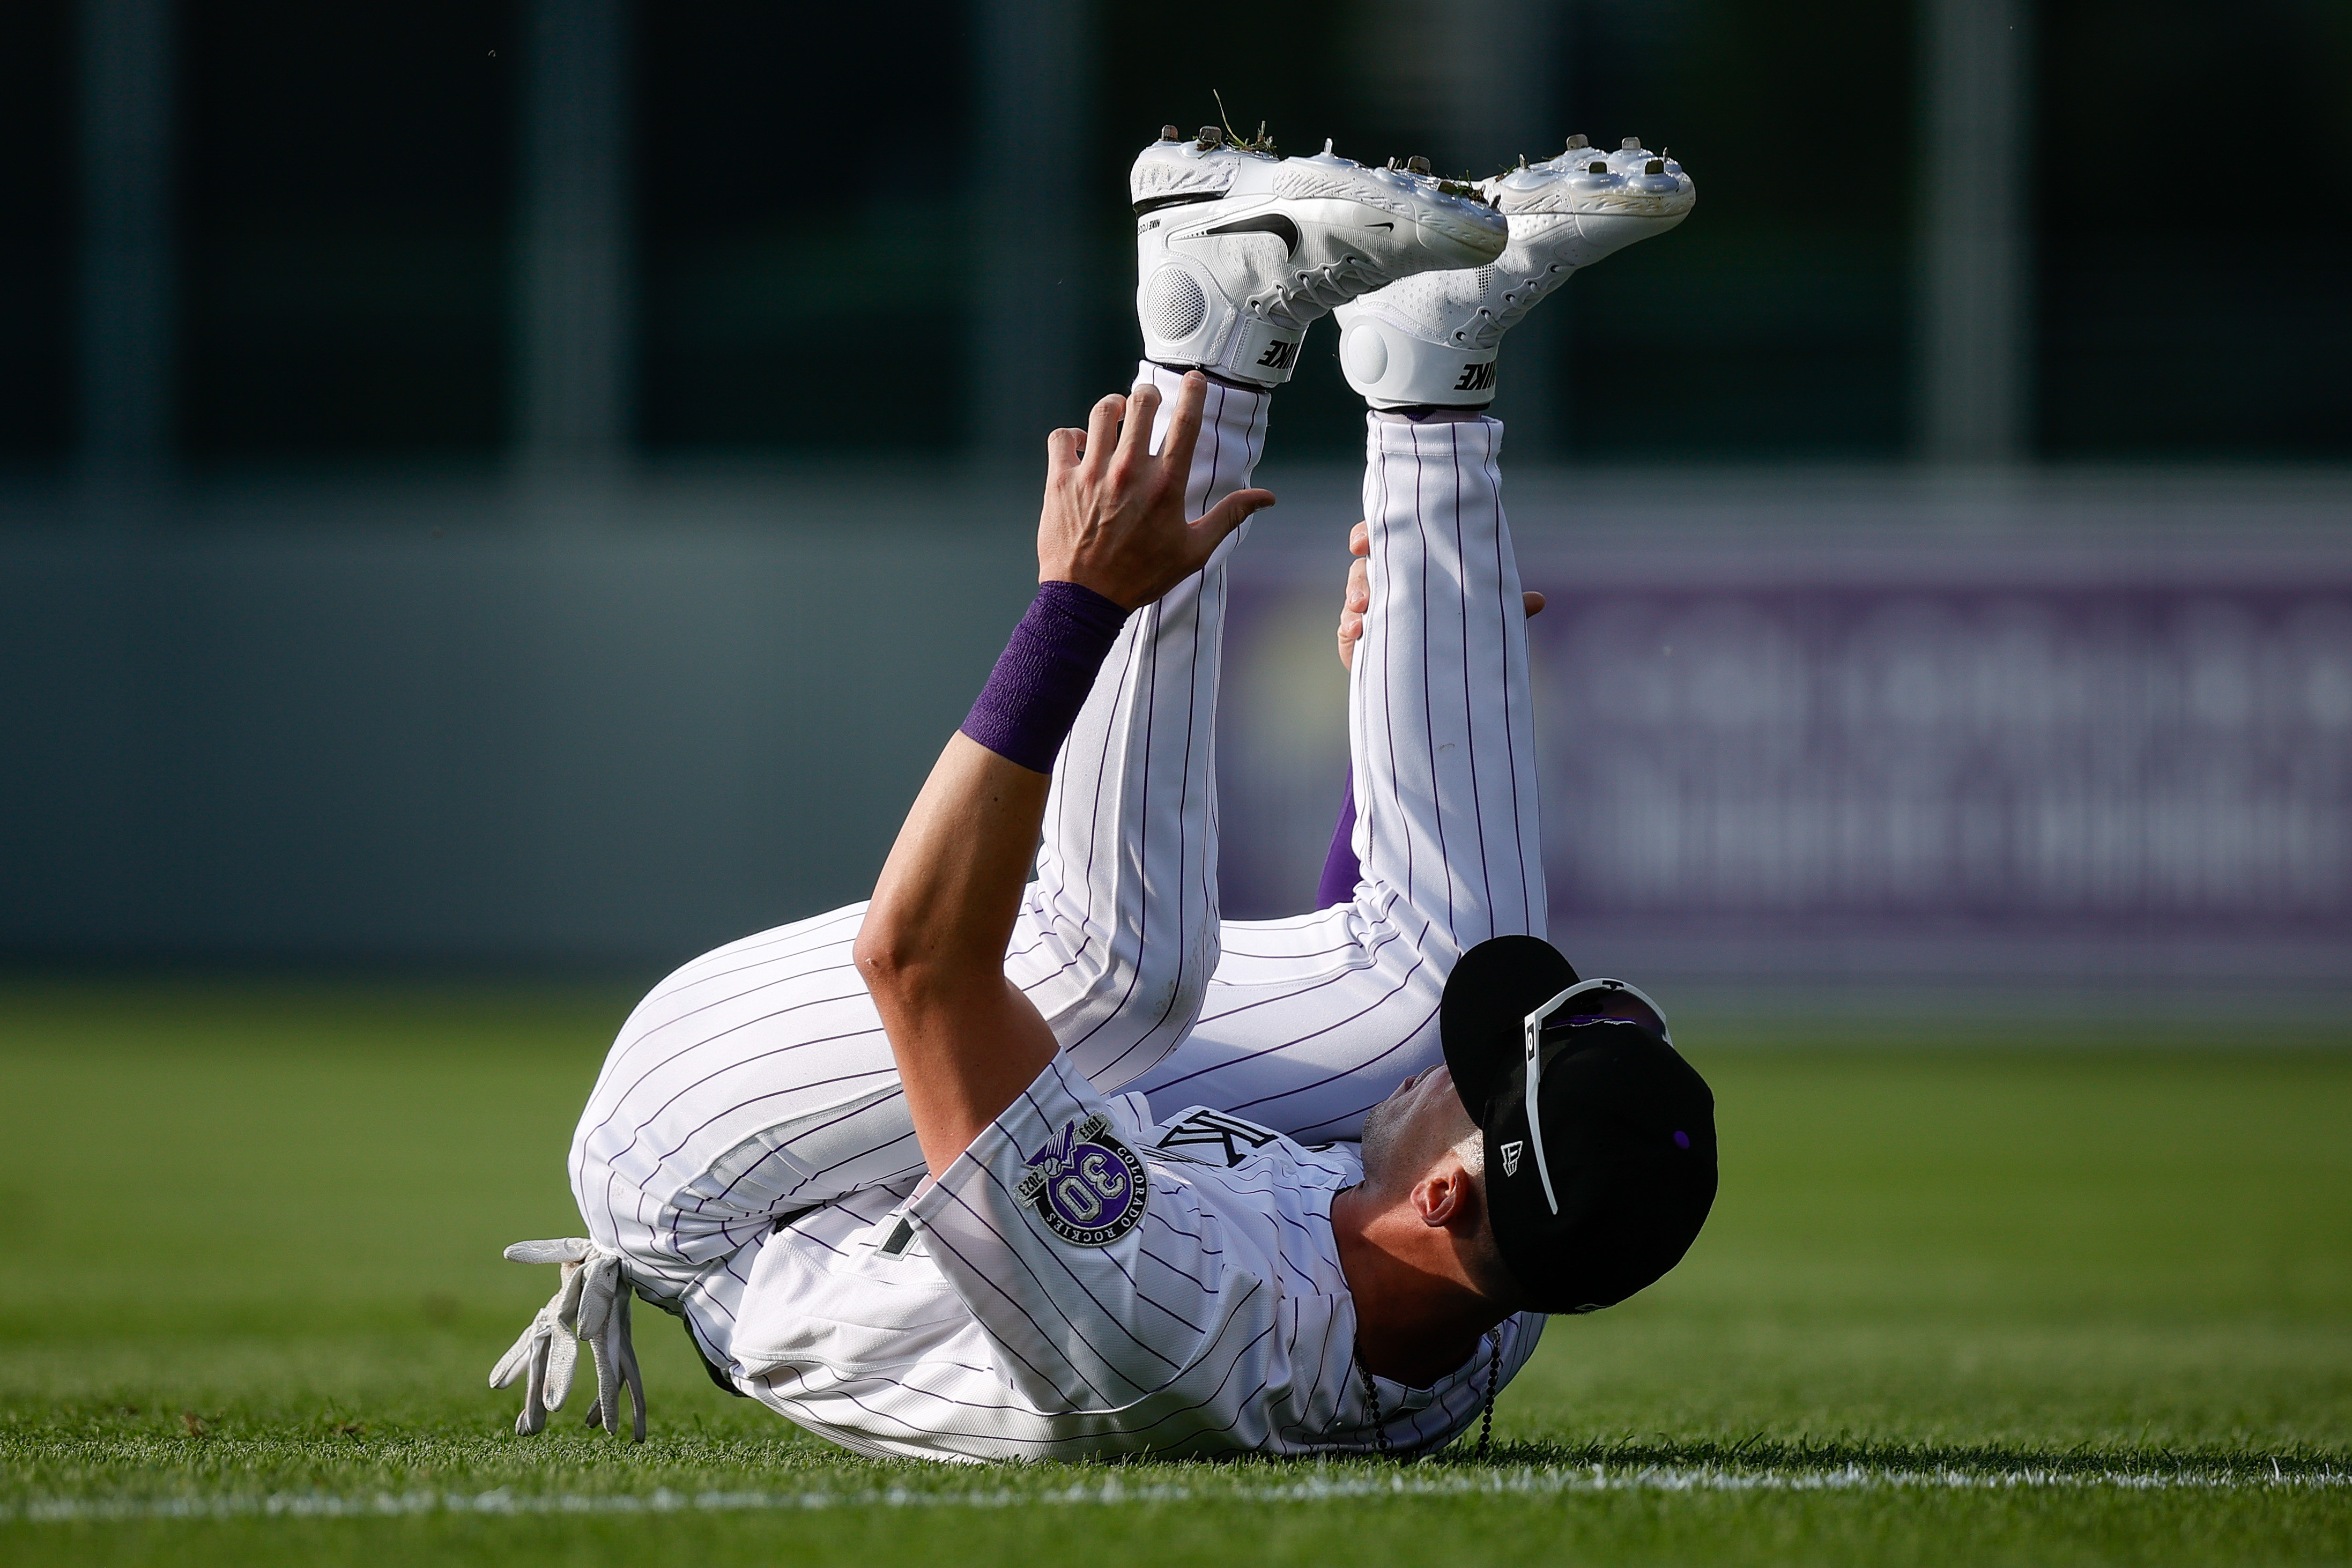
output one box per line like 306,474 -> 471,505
1367,221 -> 1394,229
1200,212 -> 1301,256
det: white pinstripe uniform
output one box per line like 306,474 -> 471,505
567,362 -> 1552,1460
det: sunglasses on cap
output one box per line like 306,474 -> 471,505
1517,978 -> 1673,1216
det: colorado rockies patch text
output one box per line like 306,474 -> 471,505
1017,1114 -> 1147,1246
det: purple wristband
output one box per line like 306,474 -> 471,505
960,582 -> 1131,774
1316,771 -> 1362,908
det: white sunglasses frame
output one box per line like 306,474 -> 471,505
1518,978 -> 1674,1216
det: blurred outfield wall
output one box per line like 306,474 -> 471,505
5,464 -> 2347,989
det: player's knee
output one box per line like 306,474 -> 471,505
1141,929 -> 1218,1035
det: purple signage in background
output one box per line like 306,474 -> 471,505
1214,520 -> 2352,983
1536,587 -> 2350,921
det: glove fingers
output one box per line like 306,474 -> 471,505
493,1240 -> 633,1439
504,1238 -> 593,1266
584,1334 -> 615,1432
488,1320 -> 539,1389
490,1295 -> 567,1387
573,1257 -> 618,1340
494,1240 -> 613,1437
555,1260 -> 590,1334
617,1296 -> 647,1443
598,1335 -> 622,1436
516,1330 -> 550,1436
543,1326 -> 578,1410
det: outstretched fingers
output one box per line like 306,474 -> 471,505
1188,487 -> 1276,572
1115,380 -> 1162,470
1081,393 -> 1125,474
1153,371 -> 1210,488
1035,373 -> 1268,606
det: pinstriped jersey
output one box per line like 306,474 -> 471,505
717,1054 -> 1544,1462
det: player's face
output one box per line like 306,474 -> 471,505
1359,1064 -> 1477,1188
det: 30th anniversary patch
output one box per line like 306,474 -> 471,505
1018,1114 -> 1146,1246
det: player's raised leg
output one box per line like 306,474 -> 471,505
1003,363 -> 1263,1090
1119,415 -> 1544,1140
1125,138 -> 1696,1141
1007,127 -> 1509,1092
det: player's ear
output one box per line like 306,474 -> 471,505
1414,1162 -> 1473,1229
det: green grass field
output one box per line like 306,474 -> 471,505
2,978 -> 2347,1565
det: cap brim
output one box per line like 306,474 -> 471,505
1440,934 -> 1579,1120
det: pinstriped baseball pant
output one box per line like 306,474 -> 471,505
568,365 -> 1546,1304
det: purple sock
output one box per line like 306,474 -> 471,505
1316,772 -> 1361,908
960,582 -> 1130,774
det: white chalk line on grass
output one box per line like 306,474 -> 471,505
8,1465 -> 2345,1524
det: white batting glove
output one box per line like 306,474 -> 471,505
487,1238 -> 648,1442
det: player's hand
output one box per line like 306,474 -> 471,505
1039,374 -> 1275,611
1337,520 -> 1547,671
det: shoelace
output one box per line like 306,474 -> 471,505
488,1238 -> 648,1442
1442,263 -> 1574,350
1484,263 -> 1573,339
1253,254 -> 1393,324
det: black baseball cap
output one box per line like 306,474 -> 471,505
1440,934 -> 1717,1314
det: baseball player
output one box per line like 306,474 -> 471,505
490,125 -> 1717,1462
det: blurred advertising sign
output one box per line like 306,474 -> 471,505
1533,585 -> 2351,925
1219,528 -> 2352,951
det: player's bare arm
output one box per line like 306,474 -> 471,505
856,374 -> 1273,1177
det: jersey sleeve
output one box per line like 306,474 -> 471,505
906,1054 -> 1271,1415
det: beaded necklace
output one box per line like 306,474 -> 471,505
1355,1331 -> 1502,1460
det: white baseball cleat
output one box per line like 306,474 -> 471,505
1334,135 -> 1696,409
1132,125 -> 1509,389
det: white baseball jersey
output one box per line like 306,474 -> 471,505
712,1057 -> 1541,1460
567,364 -> 1550,1460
